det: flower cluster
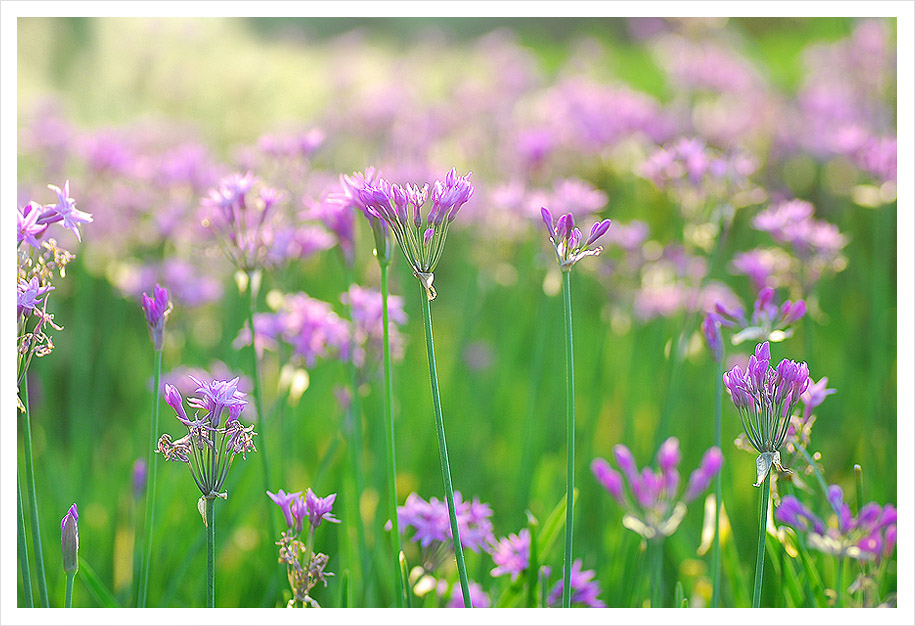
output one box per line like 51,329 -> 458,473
141,283 -> 172,351
267,487 -> 339,607
776,485 -> 896,562
158,376 -> 256,500
723,341 -> 810,486
394,492 -> 494,573
340,284 -> 407,368
592,438 -> 723,541
489,528 -> 530,582
540,206 -> 611,272
357,168 -> 474,299
713,286 -> 806,346
545,560 -> 605,608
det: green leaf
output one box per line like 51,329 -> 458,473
338,569 -> 349,608
78,558 -> 118,608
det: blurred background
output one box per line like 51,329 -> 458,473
16,16 -> 896,608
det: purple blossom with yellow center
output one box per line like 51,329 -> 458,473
592,438 -> 723,541
723,341 -> 810,486
141,283 -> 172,351
357,168 -> 473,299
776,486 -> 896,562
540,206 -> 611,272
158,376 -> 256,499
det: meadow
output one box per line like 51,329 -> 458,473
15,16 -> 898,611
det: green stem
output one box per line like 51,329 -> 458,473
712,359 -> 723,608
380,264 -> 405,607
21,375 -> 49,607
138,349 -> 162,607
245,273 -> 279,570
17,467 -> 33,607
835,556 -> 844,608
419,288 -> 471,607
650,540 -> 663,608
207,498 -> 215,608
65,572 -> 75,608
752,470 -> 771,608
796,445 -> 830,503
854,464 -> 864,514
560,270 -> 575,609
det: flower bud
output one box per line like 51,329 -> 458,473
61,503 -> 79,574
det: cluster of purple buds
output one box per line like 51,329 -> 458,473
357,168 -> 474,299
331,167 -> 392,265
776,485 -> 896,562
200,171 -> 283,272
714,287 -> 806,345
393,491 -> 494,572
17,181 -> 93,248
158,376 -> 256,501
540,206 -> 612,272
268,487 -> 338,607
140,283 -> 172,351
591,438 -> 723,541
723,341 -> 810,486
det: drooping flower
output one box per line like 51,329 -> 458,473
61,503 -> 79,574
723,341 -> 810,486
540,206 -> 611,271
141,283 -> 172,351
593,439 -> 722,540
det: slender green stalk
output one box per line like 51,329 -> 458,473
752,469 -> 771,607
21,376 -> 49,607
650,540 -> 663,608
835,556 -> 844,608
854,464 -> 864,514
65,572 -> 75,608
380,263 -> 405,607
17,468 -> 33,607
245,272 -> 279,552
797,445 -> 830,502
138,349 -> 162,607
206,498 -> 215,607
712,359 -> 723,608
419,288 -> 471,607
560,270 -> 575,609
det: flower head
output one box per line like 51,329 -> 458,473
61,503 -> 79,574
268,489 -> 302,530
141,283 -> 172,351
358,168 -> 473,299
44,181 -> 93,242
593,439 -> 722,541
17,202 -> 49,249
304,488 -> 341,529
546,560 -> 605,607
489,528 -> 530,581
715,287 -> 806,345
540,206 -> 611,272
17,276 -> 54,319
723,341 -> 810,486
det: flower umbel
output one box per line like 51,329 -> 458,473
540,206 -> 611,272
722,341 -> 810,486
141,283 -> 172,351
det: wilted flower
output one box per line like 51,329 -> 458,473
141,283 -> 172,351
592,439 -> 723,541
723,341 -> 810,486
540,206 -> 611,271
776,486 -> 896,562
358,168 -> 473,299
61,503 -> 79,574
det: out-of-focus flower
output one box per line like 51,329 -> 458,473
132,459 -> 147,500
801,376 -> 836,420
714,286 -> 806,345
438,579 -> 491,608
701,311 -> 724,362
776,486 -> 896,562
489,528 -> 530,582
592,439 -> 722,541
546,559 -> 605,607
723,341 -> 809,486
340,284 -> 407,368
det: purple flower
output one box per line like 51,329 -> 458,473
17,202 -> 48,248
141,283 -> 172,351
43,181 -> 93,242
61,503 -> 79,574
723,341 -> 810,485
301,192 -> 355,265
340,284 -> 408,368
267,489 -> 302,529
546,560 -> 605,607
187,375 -> 248,425
701,312 -> 724,362
304,488 -> 340,529
17,276 -> 54,318
801,376 -> 836,419
441,580 -> 491,608
595,440 -> 722,540
489,528 -> 530,581
541,206 -> 611,271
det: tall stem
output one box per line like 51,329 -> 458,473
244,272 -> 279,560
17,468 -> 33,607
65,572 -> 75,608
752,470 -> 771,608
206,498 -> 215,608
835,556 -> 844,608
560,271 -> 575,609
138,349 -> 162,607
711,359 -> 723,608
650,540 -> 663,608
21,375 -> 49,607
381,264 -> 404,607
419,288 -> 471,607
